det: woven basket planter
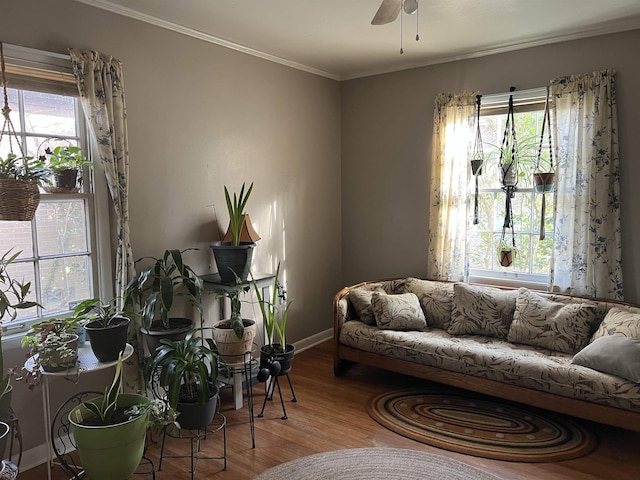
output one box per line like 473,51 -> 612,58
0,178 -> 40,221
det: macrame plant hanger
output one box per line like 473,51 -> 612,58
534,86 -> 555,240
498,87 -> 518,267
470,94 -> 483,225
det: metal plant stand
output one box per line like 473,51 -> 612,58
258,373 -> 297,420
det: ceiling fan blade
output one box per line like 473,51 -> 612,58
371,0 -> 402,25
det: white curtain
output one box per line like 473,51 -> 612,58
427,92 -> 478,281
69,49 -> 144,391
550,69 -> 623,300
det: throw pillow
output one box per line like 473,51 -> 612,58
590,305 -> 640,341
447,283 -> 517,338
507,288 -> 599,354
572,336 -> 640,383
371,292 -> 427,331
348,287 -> 386,326
402,277 -> 454,330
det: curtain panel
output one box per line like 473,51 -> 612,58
550,69 -> 623,300
427,92 -> 478,281
69,49 -> 144,391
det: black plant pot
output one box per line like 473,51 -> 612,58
84,316 -> 131,362
140,317 -> 194,354
176,385 -> 219,430
210,242 -> 255,284
260,344 -> 296,376
44,169 -> 79,193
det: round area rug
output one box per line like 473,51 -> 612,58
367,389 -> 597,462
254,448 -> 500,480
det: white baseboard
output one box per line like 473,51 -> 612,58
293,328 -> 332,353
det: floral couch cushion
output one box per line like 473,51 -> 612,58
508,288 -> 601,354
591,305 -> 640,340
397,278 -> 454,330
347,282 -> 394,326
339,320 -> 640,411
371,292 -> 426,330
447,283 -> 517,338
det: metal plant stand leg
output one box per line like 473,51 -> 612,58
258,373 -> 297,420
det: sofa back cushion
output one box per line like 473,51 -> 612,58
507,288 -> 600,354
447,283 -> 517,338
371,292 -> 427,331
400,278 -> 454,330
590,305 -> 640,340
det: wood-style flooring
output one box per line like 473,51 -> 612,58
19,340 -> 640,479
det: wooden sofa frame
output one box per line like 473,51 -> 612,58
333,282 -> 640,433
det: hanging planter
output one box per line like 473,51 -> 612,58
0,43 -> 47,221
534,87 -> 556,240
470,94 -> 484,225
497,238 -> 517,268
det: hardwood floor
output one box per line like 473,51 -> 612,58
20,340 -> 640,479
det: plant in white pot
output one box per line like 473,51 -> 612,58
125,248 -> 204,353
211,182 -> 260,284
211,283 -> 257,365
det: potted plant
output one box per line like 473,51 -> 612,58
251,263 -> 294,380
211,182 -> 260,284
0,248 -> 39,456
125,248 -> 204,353
144,331 -> 220,430
497,239 -> 517,268
73,298 -> 130,362
69,353 -> 177,480
38,143 -> 91,193
21,315 -> 84,378
0,153 -> 48,221
212,284 -> 257,365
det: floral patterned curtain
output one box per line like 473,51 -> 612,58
69,49 -> 143,391
550,70 -> 623,300
427,92 -> 478,281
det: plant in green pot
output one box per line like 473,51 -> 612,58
211,283 -> 257,365
125,248 -> 204,353
38,143 -> 91,193
73,297 -> 131,362
211,182 -> 260,284
69,353 -> 177,480
145,330 -> 220,430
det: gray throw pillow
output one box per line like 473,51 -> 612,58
448,283 -> 517,338
371,292 -> 427,331
507,288 -> 599,354
572,336 -> 640,383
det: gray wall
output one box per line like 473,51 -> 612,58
341,29 -> 640,305
2,0 -> 341,460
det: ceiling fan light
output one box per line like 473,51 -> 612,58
403,0 -> 418,15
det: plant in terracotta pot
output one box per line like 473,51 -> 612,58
37,142 -> 91,193
211,282 -> 257,365
73,297 -> 131,362
144,331 -> 220,430
125,248 -> 204,353
69,353 -> 177,480
211,182 -> 260,284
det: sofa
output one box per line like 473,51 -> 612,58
333,278 -> 640,432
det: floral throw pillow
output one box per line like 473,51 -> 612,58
590,305 -> 640,341
371,292 -> 427,331
348,286 -> 387,325
447,283 -> 517,338
401,277 -> 454,330
507,288 -> 600,354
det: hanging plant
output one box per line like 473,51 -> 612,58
534,87 -> 555,240
470,94 -> 484,225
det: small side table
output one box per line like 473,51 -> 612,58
24,343 -> 134,480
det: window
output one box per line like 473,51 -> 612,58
1,49 -> 111,336
467,89 -> 553,287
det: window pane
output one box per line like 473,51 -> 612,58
39,256 -> 91,313
23,90 -> 76,136
36,200 -> 88,255
0,222 -> 34,257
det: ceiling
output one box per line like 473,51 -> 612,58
77,0 -> 640,80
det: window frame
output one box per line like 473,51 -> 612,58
1,44 -> 113,338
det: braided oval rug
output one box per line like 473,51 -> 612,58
367,389 -> 597,462
254,448 -> 500,480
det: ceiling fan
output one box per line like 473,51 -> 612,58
371,0 -> 418,25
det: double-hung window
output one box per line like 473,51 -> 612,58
0,47 -> 110,336
467,89 -> 553,288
